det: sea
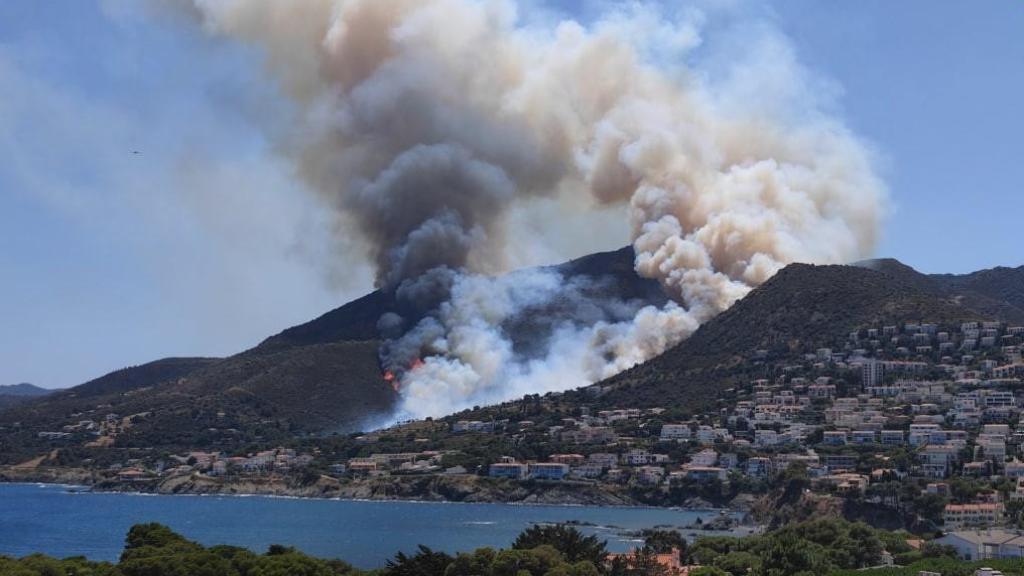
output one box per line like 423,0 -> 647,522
0,483 -> 736,568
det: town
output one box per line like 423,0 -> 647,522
35,319 -> 1024,564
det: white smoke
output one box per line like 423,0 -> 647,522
388,267 -> 697,417
169,0 -> 886,419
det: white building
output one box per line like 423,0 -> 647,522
660,424 -> 692,441
934,530 -> 1024,560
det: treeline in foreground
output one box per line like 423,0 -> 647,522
3,519 -> 1024,576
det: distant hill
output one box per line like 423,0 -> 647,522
0,384 -> 54,411
0,383 -> 51,397
855,259 -> 1024,325
931,266 -> 1024,324
69,358 -> 221,399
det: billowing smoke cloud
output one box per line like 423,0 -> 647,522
172,0 -> 886,419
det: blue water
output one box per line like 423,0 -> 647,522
0,483 -> 728,568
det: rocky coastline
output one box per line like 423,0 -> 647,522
0,465 -> 753,519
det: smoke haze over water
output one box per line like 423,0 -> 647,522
171,0 -> 886,420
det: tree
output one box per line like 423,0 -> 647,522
913,493 -> 948,527
686,537 -> 738,566
491,546 -> 563,576
777,463 -> 809,498
846,522 -> 884,568
950,477 -> 982,504
120,523 -> 202,563
444,548 -> 498,576
386,545 -> 455,576
123,523 -> 196,553
755,534 -> 831,576
711,551 -> 761,576
607,547 -> 668,576
641,530 -> 686,556
689,568 -> 729,576
568,560 -> 601,576
512,525 -> 608,566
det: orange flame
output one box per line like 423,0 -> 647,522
383,370 -> 399,392
383,359 -> 424,393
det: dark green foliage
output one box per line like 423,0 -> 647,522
710,551 -> 761,576
123,523 -> 200,556
640,530 -> 686,555
0,519 -> 1012,576
689,568 -> 730,576
688,518 -> 889,576
0,522 -> 359,576
512,525 -> 608,565
756,533 -> 832,576
0,554 -> 118,576
386,546 -> 455,576
490,546 -> 564,576
0,523 -> 614,576
444,548 -> 499,576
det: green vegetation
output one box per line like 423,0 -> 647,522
0,523 -> 357,576
687,518 -> 890,575
830,557 -> 1024,576
512,525 -> 609,565
0,519 -> 1009,576
0,524 -> 612,576
639,530 -> 687,556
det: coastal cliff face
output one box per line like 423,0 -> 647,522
0,467 -> 640,506
0,466 -> 97,486
87,473 -> 642,506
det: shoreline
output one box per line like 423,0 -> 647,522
1,480 -> 763,543
15,481 -> 725,513
0,469 -> 757,531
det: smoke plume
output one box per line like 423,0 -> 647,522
172,0 -> 886,419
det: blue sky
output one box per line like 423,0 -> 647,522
1,1 -> 1022,389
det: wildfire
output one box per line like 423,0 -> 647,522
382,359 -> 424,393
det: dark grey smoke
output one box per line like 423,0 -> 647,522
172,0 -> 886,419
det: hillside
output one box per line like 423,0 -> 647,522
257,246 -> 663,352
931,265 -> 1024,324
0,247 -> 662,461
0,338 -> 398,463
3,250 -> 1020,463
554,261 -> 999,414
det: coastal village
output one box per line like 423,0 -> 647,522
29,319 -> 1024,564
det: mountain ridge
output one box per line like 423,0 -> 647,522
0,383 -> 51,397
588,260 -> 995,413
2,251 -> 1021,462
0,247 -> 661,460
0,383 -> 55,411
